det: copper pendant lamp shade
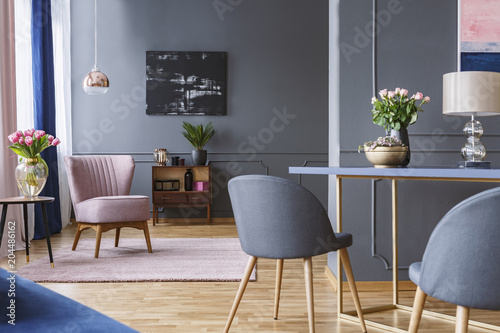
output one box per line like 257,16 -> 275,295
83,66 -> 109,95
83,0 -> 109,95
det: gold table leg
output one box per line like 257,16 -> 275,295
336,176 -> 343,316
392,179 -> 398,305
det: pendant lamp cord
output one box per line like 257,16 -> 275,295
94,0 -> 98,69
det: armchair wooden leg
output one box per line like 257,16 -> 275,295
115,227 -> 121,247
72,224 -> 83,251
95,224 -> 103,258
339,248 -> 367,333
224,256 -> 257,333
274,259 -> 284,320
143,221 -> 153,253
456,306 -> 470,333
409,287 -> 427,333
304,257 -> 315,333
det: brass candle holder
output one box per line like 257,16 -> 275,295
154,148 -> 170,166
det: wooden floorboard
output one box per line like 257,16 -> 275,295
2,219 -> 499,332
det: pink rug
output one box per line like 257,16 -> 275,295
17,238 -> 256,283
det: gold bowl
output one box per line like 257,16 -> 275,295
364,146 -> 408,168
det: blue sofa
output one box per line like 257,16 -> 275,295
0,268 -> 138,332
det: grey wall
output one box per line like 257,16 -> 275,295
71,0 -> 329,217
331,0 -> 500,281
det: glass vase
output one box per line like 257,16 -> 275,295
15,158 -> 48,198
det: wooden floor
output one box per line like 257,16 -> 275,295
2,219 -> 499,332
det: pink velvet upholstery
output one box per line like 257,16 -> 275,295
76,195 -> 150,223
64,155 -> 152,258
64,155 -> 139,219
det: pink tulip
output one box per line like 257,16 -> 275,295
19,138 -> 24,145
15,130 -> 23,138
24,128 -> 35,137
395,87 -> 401,94
400,89 -> 408,97
415,92 -> 423,100
34,131 -> 43,140
8,134 -> 19,143
25,136 -> 33,146
52,138 -> 61,146
371,96 -> 377,104
388,91 -> 396,98
47,135 -> 54,143
379,89 -> 388,98
423,96 -> 431,103
34,130 -> 45,139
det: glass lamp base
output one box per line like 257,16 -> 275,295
457,161 -> 491,169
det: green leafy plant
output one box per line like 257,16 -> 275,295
371,88 -> 430,131
358,136 -> 406,152
181,121 -> 216,150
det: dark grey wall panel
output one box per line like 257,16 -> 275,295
71,0 -> 329,216
337,0 -> 500,281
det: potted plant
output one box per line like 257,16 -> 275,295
369,88 -> 430,166
181,121 -> 216,165
358,136 -> 408,168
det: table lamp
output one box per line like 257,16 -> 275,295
443,71 -> 500,168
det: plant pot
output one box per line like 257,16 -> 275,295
390,129 -> 410,166
364,146 -> 409,168
191,150 -> 207,166
15,158 -> 48,198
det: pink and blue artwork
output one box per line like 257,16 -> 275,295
460,0 -> 500,72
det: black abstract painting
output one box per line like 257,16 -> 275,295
146,51 -> 226,115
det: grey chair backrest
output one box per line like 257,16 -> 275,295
419,187 -> 500,310
228,175 -> 342,259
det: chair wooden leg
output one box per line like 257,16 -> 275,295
224,256 -> 257,333
408,286 -> 427,333
339,248 -> 367,332
274,259 -> 284,320
72,224 -> 83,251
304,257 -> 315,333
95,224 -> 103,258
456,306 -> 470,333
143,221 -> 153,253
115,227 -> 121,247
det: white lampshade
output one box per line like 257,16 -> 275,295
443,71 -> 500,116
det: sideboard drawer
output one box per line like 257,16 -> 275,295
154,193 -> 187,204
187,192 -> 210,204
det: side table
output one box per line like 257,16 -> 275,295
0,196 -> 55,268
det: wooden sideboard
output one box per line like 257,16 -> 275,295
152,165 -> 211,225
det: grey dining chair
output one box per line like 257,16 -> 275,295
224,175 -> 367,333
408,187 -> 500,333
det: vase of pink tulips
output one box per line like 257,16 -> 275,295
7,129 -> 61,198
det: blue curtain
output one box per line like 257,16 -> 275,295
32,0 -> 62,239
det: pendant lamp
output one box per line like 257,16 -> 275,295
82,0 -> 109,95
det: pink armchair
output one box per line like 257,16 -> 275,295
64,155 -> 152,258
